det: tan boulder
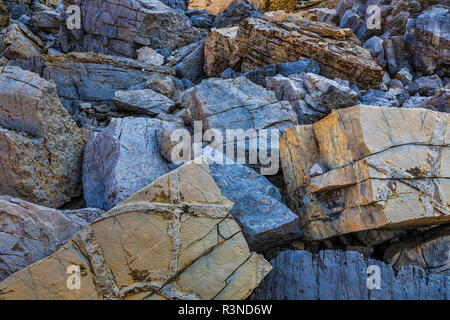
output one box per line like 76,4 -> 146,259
0,158 -> 271,300
204,26 -> 238,77
280,105 -> 450,240
0,23 -> 44,60
188,0 -> 296,15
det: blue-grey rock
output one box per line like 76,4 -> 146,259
279,59 -> 320,77
112,89 -> 176,116
402,95 -> 430,109
212,0 -> 263,29
11,4 -> 31,20
242,64 -> 278,87
208,162 -> 302,251
408,74 -> 444,96
187,9 -> 214,29
160,0 -> 188,11
340,9 -> 368,40
251,250 -> 450,300
362,89 -> 400,107
167,41 -> 205,82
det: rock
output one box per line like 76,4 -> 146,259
383,36 -> 411,76
0,66 -> 86,208
208,162 -> 303,251
83,117 -> 185,210
405,5 -> 450,77
31,5 -> 60,33
309,163 -> 325,177
186,9 -> 214,29
112,89 -> 176,117
10,3 -> 31,19
136,47 -> 165,66
395,68 -> 413,87
253,0 -> 297,13
280,105 -> 450,240
264,10 -> 286,23
11,52 -> 174,114
408,75 -> 444,96
0,158 -> 272,300
242,64 -> 278,87
0,23 -> 44,60
204,26 -> 238,77
339,9 -> 368,40
188,0 -> 237,15
427,87 -> 450,112
0,0 -> 9,30
59,0 -> 203,58
402,95 -> 430,109
384,224 -> 450,276
166,40 -> 205,82
361,89 -> 400,108
212,0 -> 263,29
363,36 -> 385,66
278,58 -> 320,77
251,250 -> 450,300
0,196 -> 104,281
233,17 -> 384,89
160,0 -> 188,10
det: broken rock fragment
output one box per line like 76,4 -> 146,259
112,89 -> 176,117
0,159 -> 272,300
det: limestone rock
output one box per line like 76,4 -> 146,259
408,75 -> 444,96
0,23 -> 43,60
251,250 -> 450,300
0,196 -> 104,281
280,105 -> 450,240
83,117 -> 185,211
212,0 -> 263,29
112,89 -> 176,117
405,5 -> 450,77
384,224 -> 450,276
31,5 -> 60,33
0,159 -> 272,300
233,17 -> 384,89
204,26 -> 238,77
59,0 -> 203,58
0,66 -> 86,208
166,40 -> 205,82
136,47 -> 165,66
188,0 -> 236,15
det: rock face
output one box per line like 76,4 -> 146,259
83,117 -> 184,211
188,0 -> 295,15
112,89 -> 176,117
384,224 -> 450,276
0,66 -> 86,208
405,5 -> 450,77
0,159 -> 272,300
0,0 -> 9,30
251,250 -> 450,300
59,0 -> 203,58
204,26 -> 238,77
212,0 -> 263,29
232,17 -> 384,89
11,52 -> 174,113
280,105 -> 450,240
0,23 -> 44,60
0,196 -> 104,281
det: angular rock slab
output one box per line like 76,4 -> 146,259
251,250 -> 450,300
204,26 -> 238,77
384,224 -> 450,276
280,105 -> 450,240
0,196 -> 104,281
0,66 -> 86,208
112,89 -> 175,117
0,159 -> 272,300
233,17 -> 383,89
83,117 -> 184,211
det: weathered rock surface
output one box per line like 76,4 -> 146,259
251,250 -> 450,300
0,66 -> 86,208
136,47 -> 165,66
384,224 -> 450,276
0,196 -> 104,281
405,5 -> 450,77
166,40 -> 205,82
204,26 -> 238,77
59,0 -> 203,58
0,23 -> 44,60
0,159 -> 272,300
83,117 -> 185,211
0,0 -> 9,30
112,89 -> 176,117
408,75 -> 444,96
280,105 -> 450,240
232,17 -> 384,89
212,0 -> 263,29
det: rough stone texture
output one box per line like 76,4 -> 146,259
280,105 -> 450,240
0,66 -> 86,208
188,0 -> 295,15
383,36 -> 411,76
166,40 -> 205,82
112,89 -> 175,117
31,4 -> 60,33
204,26 -> 238,77
83,117 -> 186,211
208,162 -> 303,251
136,46 -> 165,66
212,0 -> 263,29
11,52 -> 174,113
361,89 -> 400,108
59,0 -> 203,58
0,23 -> 44,60
0,159 -> 272,300
188,0 -> 236,15
0,0 -> 9,30
0,196 -> 104,281
405,5 -> 450,77
251,250 -> 450,300
232,17 -> 384,89
427,87 -> 450,113
408,75 -> 444,96
384,224 -> 450,276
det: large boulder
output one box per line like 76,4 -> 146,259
0,66 -> 86,208
204,26 -> 238,77
232,17 -> 384,89
83,117 -> 183,211
280,105 -> 450,240
0,159 -> 272,300
59,0 -> 203,58
0,196 -> 104,281
0,23 -> 44,60
251,250 -> 450,300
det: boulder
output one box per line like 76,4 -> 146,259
187,9 -> 215,29
166,40 -> 205,82
278,58 -> 320,77
112,89 -> 176,117
405,5 -> 450,77
384,224 -> 450,276
408,75 -> 444,96
136,47 -> 165,66
204,26 -> 238,77
0,159 -> 272,300
0,66 -> 86,208
427,87 -> 450,113
251,250 -> 450,300
0,23 -> 44,60
0,0 -> 9,30
232,17 -> 384,89
212,0 -> 263,29
31,5 -> 60,33
59,0 -> 203,58
280,105 -> 450,240
361,89 -> 400,108
83,117 -> 184,210
0,196 -> 104,281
